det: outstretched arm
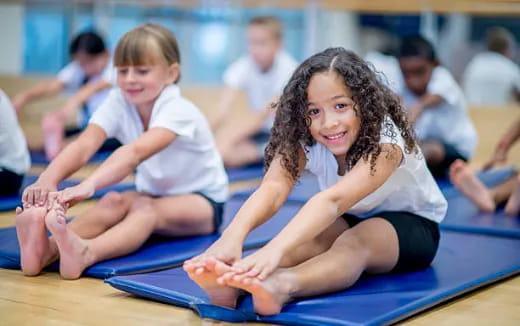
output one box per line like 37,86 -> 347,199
11,79 -> 64,114
53,80 -> 112,121
22,124 -> 106,207
184,148 -> 305,270
59,127 -> 176,206
408,93 -> 443,123
233,143 -> 403,280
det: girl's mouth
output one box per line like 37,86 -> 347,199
323,131 -> 346,142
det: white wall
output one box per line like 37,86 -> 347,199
0,3 -> 24,75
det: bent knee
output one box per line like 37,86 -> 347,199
129,196 -> 155,214
98,191 -> 126,208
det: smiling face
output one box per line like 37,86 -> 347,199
307,71 -> 361,166
116,58 -> 178,111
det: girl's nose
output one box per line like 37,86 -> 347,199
125,69 -> 137,82
323,113 -> 339,130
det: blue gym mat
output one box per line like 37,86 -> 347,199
0,197 -> 300,278
106,230 -> 520,325
30,150 -> 113,165
226,161 -> 265,182
0,175 -> 135,212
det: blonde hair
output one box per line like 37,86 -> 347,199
114,23 -> 181,83
249,16 -> 283,40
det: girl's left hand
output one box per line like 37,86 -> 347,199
58,181 -> 95,207
227,246 -> 283,281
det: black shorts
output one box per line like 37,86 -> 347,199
0,167 -> 24,196
342,211 -> 440,272
194,192 -> 225,234
428,142 -> 467,178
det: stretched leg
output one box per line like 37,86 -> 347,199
187,217 -> 349,308
449,160 -> 496,212
67,191 -> 140,238
225,218 -> 399,315
47,193 -> 214,279
15,205 -> 58,276
505,175 -> 520,216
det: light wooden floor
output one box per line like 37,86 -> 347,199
0,76 -> 519,324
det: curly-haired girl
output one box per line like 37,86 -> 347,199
184,47 -> 447,314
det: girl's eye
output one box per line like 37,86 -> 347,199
308,108 -> 320,116
335,103 -> 346,110
137,68 -> 149,74
118,68 -> 128,74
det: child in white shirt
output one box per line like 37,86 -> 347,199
15,23 -> 228,279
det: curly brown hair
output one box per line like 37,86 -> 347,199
265,47 -> 417,181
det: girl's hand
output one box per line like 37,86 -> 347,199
22,181 -> 57,208
226,245 -> 283,282
58,181 -> 95,207
183,237 -> 243,275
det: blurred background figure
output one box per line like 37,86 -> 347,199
0,88 -> 30,197
462,26 -> 520,107
11,31 -> 115,160
208,16 -> 298,168
396,35 -> 477,178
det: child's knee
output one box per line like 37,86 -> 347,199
99,191 -> 125,208
129,196 -> 155,215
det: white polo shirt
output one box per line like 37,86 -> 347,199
58,59 -> 115,128
223,51 -> 298,131
399,66 -> 478,159
0,89 -> 30,175
89,84 -> 228,202
304,117 -> 447,223
462,51 -> 520,106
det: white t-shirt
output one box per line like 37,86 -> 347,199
223,51 -> 298,131
462,52 -> 520,106
0,89 -> 30,175
364,51 -> 403,93
399,66 -> 477,159
58,59 -> 115,128
304,117 -> 447,223
89,84 -> 228,202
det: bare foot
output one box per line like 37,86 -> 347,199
15,206 -> 56,276
505,177 -> 520,216
184,258 -> 240,308
225,269 -> 295,315
449,159 -> 496,212
45,200 -> 93,279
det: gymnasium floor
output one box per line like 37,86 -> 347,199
0,79 -> 519,325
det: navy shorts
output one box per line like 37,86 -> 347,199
0,167 -> 24,196
342,211 -> 440,272
194,192 -> 225,233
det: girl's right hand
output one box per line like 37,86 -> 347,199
183,237 -> 243,274
22,181 -> 57,208
58,181 -> 95,207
